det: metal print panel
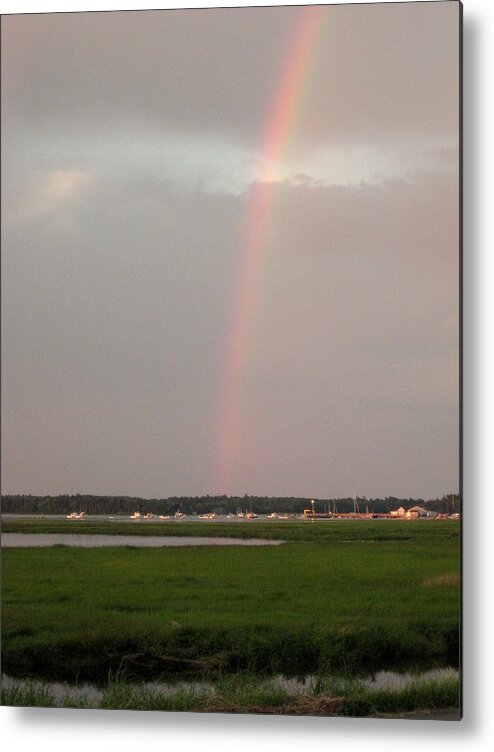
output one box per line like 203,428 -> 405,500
1,1 -> 461,719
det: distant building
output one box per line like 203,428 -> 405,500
405,506 -> 435,518
390,506 -> 406,517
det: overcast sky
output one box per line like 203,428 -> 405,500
1,1 -> 460,500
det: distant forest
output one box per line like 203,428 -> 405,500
1,493 -> 460,516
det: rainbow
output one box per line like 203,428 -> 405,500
212,5 -> 327,494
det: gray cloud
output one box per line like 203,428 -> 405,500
238,167 -> 459,498
2,3 -> 459,147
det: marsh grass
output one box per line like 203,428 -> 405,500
2,520 -> 460,684
1,517 -> 460,546
337,674 -> 460,716
1,680 -> 56,708
2,671 -> 460,716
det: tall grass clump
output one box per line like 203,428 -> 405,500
1,680 -> 56,708
338,673 -> 460,717
212,674 -> 292,710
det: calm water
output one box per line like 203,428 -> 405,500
2,533 -> 283,548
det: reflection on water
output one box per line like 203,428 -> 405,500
1,674 -> 216,705
1,667 -> 459,707
279,667 -> 459,692
2,533 -> 283,548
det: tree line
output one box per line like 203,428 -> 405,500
1,493 -> 460,516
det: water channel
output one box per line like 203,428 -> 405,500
1,667 -> 459,707
2,533 -> 284,547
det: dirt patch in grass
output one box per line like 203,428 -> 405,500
421,572 -> 459,588
202,696 -> 342,715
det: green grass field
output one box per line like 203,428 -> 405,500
1,519 -> 460,687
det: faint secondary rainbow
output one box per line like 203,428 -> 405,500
212,5 -> 326,494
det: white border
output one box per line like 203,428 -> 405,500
0,0 -> 465,13
2,0 -> 493,750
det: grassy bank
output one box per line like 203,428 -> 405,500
1,521 -> 460,683
1,516 -> 460,545
1,670 -> 460,717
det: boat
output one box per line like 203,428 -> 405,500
130,511 -> 141,519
